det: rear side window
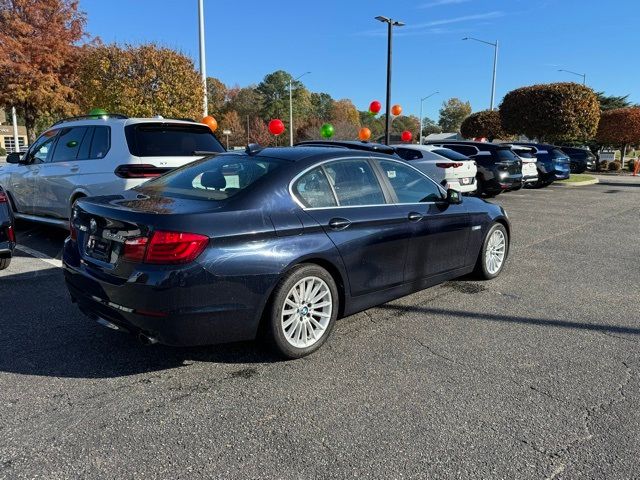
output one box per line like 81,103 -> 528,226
551,148 -> 569,160
379,160 -> 442,203
89,127 -> 111,159
125,123 -> 225,157
513,149 -> 536,159
494,149 -> 519,161
294,168 -> 337,208
324,159 -> 385,207
395,148 -> 423,160
51,127 -> 91,162
136,154 -> 283,201
442,144 -> 478,157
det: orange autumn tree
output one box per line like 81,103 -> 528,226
0,0 -> 89,141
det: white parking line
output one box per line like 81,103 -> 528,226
15,245 -> 63,269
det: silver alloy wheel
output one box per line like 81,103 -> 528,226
485,229 -> 506,275
281,276 -> 333,349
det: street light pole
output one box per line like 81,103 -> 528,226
289,71 -> 310,146
198,0 -> 208,117
463,37 -> 499,110
419,91 -> 439,145
376,16 -> 405,145
558,69 -> 586,85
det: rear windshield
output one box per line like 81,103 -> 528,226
512,149 -> 536,159
432,148 -> 470,161
135,154 -> 284,201
551,148 -> 569,160
125,123 -> 225,157
495,148 -> 520,161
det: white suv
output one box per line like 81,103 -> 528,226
393,144 -> 478,193
0,115 -> 225,226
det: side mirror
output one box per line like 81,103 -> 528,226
447,188 -> 462,205
6,152 -> 22,164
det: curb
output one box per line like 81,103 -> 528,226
555,178 -> 599,187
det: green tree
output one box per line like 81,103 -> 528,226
76,44 -> 203,120
438,98 -> 472,133
310,92 -> 334,121
596,92 -> 633,111
421,117 -> 442,137
460,110 -> 507,141
393,115 -> 421,140
500,82 -> 600,143
0,0 -> 91,141
227,86 -> 263,123
257,70 -> 311,122
206,77 -> 227,118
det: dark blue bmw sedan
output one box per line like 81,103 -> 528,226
63,143 -> 510,358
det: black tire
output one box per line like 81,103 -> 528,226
0,257 -> 10,270
266,264 -> 339,359
473,223 -> 509,280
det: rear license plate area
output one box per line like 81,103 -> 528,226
461,177 -> 472,185
86,235 -> 112,262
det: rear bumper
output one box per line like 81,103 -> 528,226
62,239 -> 277,346
522,174 -> 539,184
554,170 -> 571,180
446,178 -> 477,193
486,173 -> 522,192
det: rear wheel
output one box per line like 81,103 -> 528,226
0,257 -> 10,270
474,223 -> 508,280
267,264 -> 339,359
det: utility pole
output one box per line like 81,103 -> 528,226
11,107 -> 20,152
198,0 -> 208,117
376,16 -> 405,145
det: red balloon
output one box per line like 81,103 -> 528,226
401,130 -> 413,142
369,100 -> 382,114
268,119 -> 285,136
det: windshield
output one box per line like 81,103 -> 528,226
512,149 -> 536,159
135,154 -> 284,201
125,123 -> 225,157
432,148 -> 470,161
495,148 -> 520,161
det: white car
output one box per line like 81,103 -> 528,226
393,144 -> 477,193
0,115 -> 225,227
504,144 -> 539,186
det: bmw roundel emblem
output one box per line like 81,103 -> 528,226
89,218 -> 98,234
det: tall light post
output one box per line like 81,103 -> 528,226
376,16 -> 405,145
558,69 -> 586,85
463,37 -> 499,110
419,91 -> 439,145
198,0 -> 208,117
289,71 -> 311,146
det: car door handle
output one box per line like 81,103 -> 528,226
408,212 -> 423,222
328,218 -> 351,230
70,164 -> 80,172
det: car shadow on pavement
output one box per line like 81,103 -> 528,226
376,304 -> 640,337
0,268 -> 281,380
596,181 -> 640,188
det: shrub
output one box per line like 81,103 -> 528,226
460,110 -> 507,141
627,158 -> 636,171
597,160 -> 610,171
0,147 -> 6,156
608,161 -> 622,171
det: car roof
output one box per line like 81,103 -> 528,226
424,140 -> 508,150
510,141 -> 557,149
50,116 -> 204,129
295,140 -> 396,155
229,146 -> 396,164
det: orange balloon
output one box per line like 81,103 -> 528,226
358,127 -> 371,141
202,115 -> 218,132
391,104 -> 402,116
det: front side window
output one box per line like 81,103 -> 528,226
294,168 -> 337,208
378,160 -> 443,203
136,154 -> 283,201
323,159 -> 386,207
51,127 -> 91,162
28,130 -> 59,163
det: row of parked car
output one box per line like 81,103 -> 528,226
0,113 -> 573,358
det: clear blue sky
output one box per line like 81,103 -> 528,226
82,0 -> 639,120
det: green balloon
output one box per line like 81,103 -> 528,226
320,123 -> 335,139
88,108 -> 107,117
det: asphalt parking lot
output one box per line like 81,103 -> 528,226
1,175 -> 639,479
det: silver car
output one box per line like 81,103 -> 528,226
0,115 -> 225,227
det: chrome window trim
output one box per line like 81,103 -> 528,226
289,156 -> 446,210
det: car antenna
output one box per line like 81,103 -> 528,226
246,143 -> 264,156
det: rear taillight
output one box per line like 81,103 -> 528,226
436,162 -> 464,168
7,225 -> 15,243
123,236 -> 149,262
69,221 -> 77,240
114,164 -> 171,179
122,231 -> 208,265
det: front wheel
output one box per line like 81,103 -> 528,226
267,264 -> 339,359
0,257 -> 11,270
474,223 -> 509,280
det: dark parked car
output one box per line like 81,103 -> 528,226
63,143 -> 510,358
424,141 -> 522,196
510,142 -> 571,185
0,186 -> 16,270
560,146 -> 596,173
